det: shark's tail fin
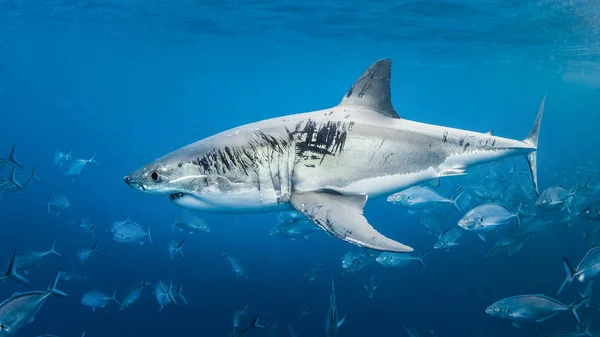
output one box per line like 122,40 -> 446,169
523,94 -> 546,197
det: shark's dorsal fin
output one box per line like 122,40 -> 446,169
338,59 -> 400,119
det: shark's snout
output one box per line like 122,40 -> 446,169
124,174 -> 145,191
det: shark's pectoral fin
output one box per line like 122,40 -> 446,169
290,191 -> 414,252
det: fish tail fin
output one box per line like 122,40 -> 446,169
30,165 -> 41,182
558,256 -> 576,295
522,94 -> 546,197
176,284 -> 188,305
110,290 -> 121,306
250,317 -> 265,329
66,148 -> 73,160
177,239 -> 185,259
3,250 -> 30,286
337,314 -> 347,328
148,226 -> 152,244
451,190 -> 465,214
568,296 -> 587,326
48,240 -> 61,257
80,332 -> 86,337
142,277 -> 152,287
417,249 -> 431,268
46,270 -> 68,298
92,241 -> 100,255
220,249 -> 227,257
579,281 -> 593,308
88,150 -> 99,166
168,281 -> 178,305
514,202 -> 523,226
7,144 -> 23,168
9,167 -> 23,190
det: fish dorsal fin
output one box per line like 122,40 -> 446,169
485,129 -> 493,135
338,59 -> 400,119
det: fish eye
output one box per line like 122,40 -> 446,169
151,171 -> 159,181
494,308 -> 499,312
542,200 -> 547,204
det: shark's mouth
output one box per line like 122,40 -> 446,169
168,192 -> 185,200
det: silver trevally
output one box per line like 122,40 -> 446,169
14,241 -> 61,271
580,201 -> 600,221
0,145 -> 22,172
458,203 -> 521,240
0,270 -> 67,336
536,186 -> 574,209
221,251 -> 247,278
47,194 -> 70,215
124,59 -> 545,253
154,281 -> 177,311
558,246 -> 600,295
63,151 -> 98,180
375,250 -> 430,268
76,241 -> 99,266
232,305 -> 248,334
119,278 -> 152,311
326,281 -> 346,337
53,148 -> 72,168
434,228 -> 462,250
232,317 -> 264,337
80,289 -> 119,312
113,223 -> 152,245
485,294 -> 586,327
270,211 -> 321,240
172,214 -> 210,234
386,186 -> 463,213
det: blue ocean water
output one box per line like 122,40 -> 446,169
0,1 -> 599,336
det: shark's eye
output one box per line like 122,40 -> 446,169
151,171 -> 159,181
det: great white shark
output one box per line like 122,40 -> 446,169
124,59 -> 545,253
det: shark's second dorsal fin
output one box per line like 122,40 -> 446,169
338,59 -> 400,119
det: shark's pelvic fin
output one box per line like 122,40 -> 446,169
338,59 -> 400,119
523,93 -> 546,196
290,190 -> 413,252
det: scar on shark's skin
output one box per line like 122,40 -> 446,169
124,59 -> 546,253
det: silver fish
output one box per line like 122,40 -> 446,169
458,204 -> 521,240
364,275 -> 381,299
76,241 -> 99,266
173,214 -> 210,234
434,228 -> 462,250
47,194 -> 70,215
375,250 -> 429,268
53,148 -> 72,168
153,281 -> 177,311
221,251 -> 247,278
485,294 -> 586,327
387,186 -> 463,213
233,305 -> 248,334
0,270 -> 67,336
113,223 -> 151,245
63,151 -> 98,179
119,278 -> 152,311
80,289 -> 119,312
536,186 -> 574,209
558,246 -> 600,295
326,281 -> 346,337
270,211 -> 321,240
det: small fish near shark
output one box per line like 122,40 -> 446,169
124,59 -> 546,253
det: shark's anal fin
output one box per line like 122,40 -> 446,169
337,59 -> 400,119
290,191 -> 413,252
